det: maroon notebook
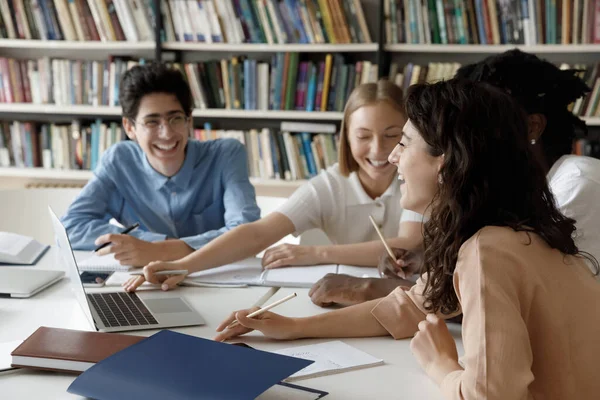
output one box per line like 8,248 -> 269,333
11,326 -> 146,374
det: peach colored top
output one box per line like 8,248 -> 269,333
371,226 -> 600,399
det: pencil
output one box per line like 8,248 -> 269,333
226,292 -> 297,329
368,215 -> 397,262
129,270 -> 188,276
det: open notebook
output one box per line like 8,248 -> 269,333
77,253 -> 135,272
0,232 -> 48,265
105,259 -> 379,288
274,341 -> 384,381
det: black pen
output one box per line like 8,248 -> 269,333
94,223 -> 140,252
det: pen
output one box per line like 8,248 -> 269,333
226,292 -> 297,330
368,215 -> 397,263
129,270 -> 189,276
94,223 -> 140,252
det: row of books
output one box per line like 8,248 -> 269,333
176,54 -> 379,112
162,0 -> 372,44
391,61 -> 600,118
192,122 -> 339,180
0,120 -> 125,171
0,0 -> 157,41
0,57 -> 142,105
388,61 -> 461,93
385,0 -> 600,45
0,120 -> 340,181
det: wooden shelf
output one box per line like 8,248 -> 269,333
191,109 -> 343,120
584,117 -> 600,126
0,39 -> 155,50
162,42 -> 378,53
0,104 -> 344,121
385,44 -> 600,54
0,104 -> 122,116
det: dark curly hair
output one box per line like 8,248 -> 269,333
455,49 -> 590,167
405,79 -> 597,315
119,62 -> 193,120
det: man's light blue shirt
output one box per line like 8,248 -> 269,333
61,139 -> 261,250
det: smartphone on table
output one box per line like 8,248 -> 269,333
80,271 -> 113,288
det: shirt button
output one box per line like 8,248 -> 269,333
376,202 -> 383,207
171,192 -> 176,196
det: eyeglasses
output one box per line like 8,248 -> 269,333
131,114 -> 190,133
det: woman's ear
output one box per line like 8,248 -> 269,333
436,154 -> 445,174
122,117 -> 137,141
527,114 -> 547,143
436,154 -> 445,184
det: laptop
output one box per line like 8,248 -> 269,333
48,207 -> 205,333
0,268 -> 64,298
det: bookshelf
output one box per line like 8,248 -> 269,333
2,0 -> 599,193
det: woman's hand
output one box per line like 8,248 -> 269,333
410,314 -> 462,385
214,307 -> 300,342
262,244 -> 319,269
123,260 -> 188,292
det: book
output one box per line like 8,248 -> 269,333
0,232 -> 48,265
274,340 -> 384,381
77,253 -> 135,272
10,327 -> 145,373
67,330 -> 313,400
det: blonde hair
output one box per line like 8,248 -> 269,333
338,80 -> 405,176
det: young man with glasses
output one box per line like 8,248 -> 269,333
61,63 -> 260,267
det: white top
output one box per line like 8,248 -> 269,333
547,155 -> 600,274
276,164 -> 404,244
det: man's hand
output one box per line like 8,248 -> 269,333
378,247 -> 423,279
308,273 -> 414,307
262,244 -> 319,269
94,234 -> 193,266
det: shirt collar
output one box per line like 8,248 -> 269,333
348,171 -> 399,205
143,143 -> 196,191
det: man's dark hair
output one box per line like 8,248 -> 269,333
455,49 -> 590,166
119,63 -> 193,120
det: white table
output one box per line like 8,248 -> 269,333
1,250 -> 461,399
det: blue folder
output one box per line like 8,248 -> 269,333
67,330 -> 313,400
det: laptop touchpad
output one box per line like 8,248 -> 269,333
143,298 -> 192,314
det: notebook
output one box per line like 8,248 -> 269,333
105,260 -> 380,288
67,330 -> 313,400
185,258 -> 380,288
77,253 -> 135,272
11,327 -> 145,373
273,341 -> 384,381
0,232 -> 48,265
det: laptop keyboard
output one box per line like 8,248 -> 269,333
87,292 -> 158,327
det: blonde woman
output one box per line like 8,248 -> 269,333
125,80 -> 422,293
